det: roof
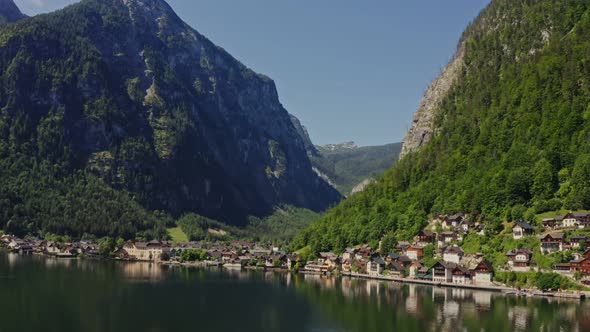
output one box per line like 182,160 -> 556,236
447,214 -> 464,221
475,260 -> 494,272
515,221 -> 534,230
397,255 -> 412,263
388,261 -> 405,271
453,266 -> 470,274
506,248 -> 533,256
418,230 -> 434,236
444,246 -> 464,255
388,252 -> 400,260
541,233 -> 565,240
371,257 -> 386,265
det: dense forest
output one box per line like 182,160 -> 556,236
293,0 -> 590,253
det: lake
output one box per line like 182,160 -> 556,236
0,253 -> 589,332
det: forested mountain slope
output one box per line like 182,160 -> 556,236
294,0 -> 590,252
0,0 -> 341,239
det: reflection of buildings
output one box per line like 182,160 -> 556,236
473,291 -> 492,310
7,253 -> 17,268
44,256 -> 73,269
121,262 -> 164,281
405,284 -> 420,314
341,278 -> 354,299
365,280 -> 381,299
508,306 -> 532,331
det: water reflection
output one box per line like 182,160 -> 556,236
120,261 -> 165,282
1,254 -> 589,332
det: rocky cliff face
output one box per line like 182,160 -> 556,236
0,0 -> 26,23
289,115 -> 318,156
0,0 -> 341,225
400,46 -> 465,159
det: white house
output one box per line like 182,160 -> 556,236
432,262 -> 457,283
366,257 -> 386,276
443,246 -> 464,264
472,260 -> 494,285
124,241 -> 170,261
512,222 -> 534,240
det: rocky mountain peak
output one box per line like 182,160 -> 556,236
320,142 -> 359,152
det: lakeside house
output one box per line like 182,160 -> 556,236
406,245 -> 424,261
342,248 -> 357,261
472,260 -> 494,284
457,220 -> 473,233
432,262 -> 457,283
570,249 -> 590,275
540,233 -> 565,253
367,257 -> 386,277
452,266 -> 471,284
506,249 -> 534,271
512,222 -> 534,240
442,246 -> 464,264
563,212 -> 590,229
542,216 -> 563,230
304,261 -> 329,273
396,241 -> 411,253
409,261 -> 429,279
387,261 -> 406,277
437,232 -> 459,248
570,235 -> 589,249
415,230 -> 435,245
441,214 -> 464,230
123,241 -> 170,261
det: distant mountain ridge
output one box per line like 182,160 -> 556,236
289,115 -> 401,196
310,142 -> 402,195
318,142 -> 358,153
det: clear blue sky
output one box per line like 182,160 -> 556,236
15,0 -> 490,146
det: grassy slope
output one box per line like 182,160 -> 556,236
167,227 -> 189,243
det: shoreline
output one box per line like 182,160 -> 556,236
3,250 -> 587,301
339,272 -> 587,300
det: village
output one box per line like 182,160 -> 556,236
2,211 -> 590,295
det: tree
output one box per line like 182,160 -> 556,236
532,158 -> 556,201
570,155 -> 590,208
380,232 -> 397,255
99,237 -> 115,257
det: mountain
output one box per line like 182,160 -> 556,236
310,142 -> 402,195
319,142 -> 358,152
0,0 -> 26,24
289,114 -> 401,195
294,0 -> 590,253
0,0 -> 341,238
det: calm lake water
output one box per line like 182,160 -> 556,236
0,253 -> 589,332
